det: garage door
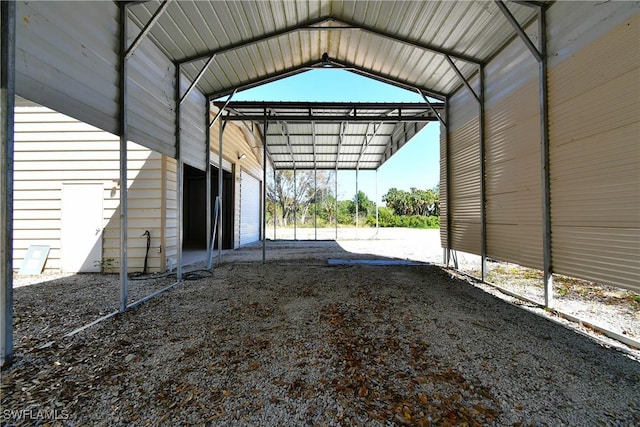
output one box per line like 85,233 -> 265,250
240,171 -> 261,246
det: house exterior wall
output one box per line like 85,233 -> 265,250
13,100 -> 167,273
209,112 -> 264,249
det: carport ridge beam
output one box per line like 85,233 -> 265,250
326,58 -> 448,101
1,0 -> 16,367
207,58 -> 448,102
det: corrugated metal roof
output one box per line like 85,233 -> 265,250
128,1 -> 540,99
126,0 -> 540,171
214,101 -> 443,170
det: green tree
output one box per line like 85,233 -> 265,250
267,170 -> 334,226
351,191 -> 376,217
383,186 -> 439,216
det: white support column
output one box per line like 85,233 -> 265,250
1,0 -> 16,366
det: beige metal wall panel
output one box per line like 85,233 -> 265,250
13,102 -> 166,273
127,20 -> 176,157
179,74 -> 207,171
484,24 -> 543,270
548,13 -> 640,292
447,84 -> 481,255
547,1 -> 639,69
15,1 -> 119,135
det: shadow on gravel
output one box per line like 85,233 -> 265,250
4,240 -> 639,426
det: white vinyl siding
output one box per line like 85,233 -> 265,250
239,171 -> 261,246
13,102 -> 166,273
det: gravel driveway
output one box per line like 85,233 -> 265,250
2,231 -> 638,426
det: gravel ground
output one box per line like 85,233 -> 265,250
2,231 -> 639,426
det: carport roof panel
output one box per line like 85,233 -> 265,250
127,1 -> 541,99
214,101 -> 442,170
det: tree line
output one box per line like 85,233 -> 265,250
266,170 -> 439,229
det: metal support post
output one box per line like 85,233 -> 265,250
479,64 -> 487,282
314,167 -> 318,240
218,114 -> 224,265
118,3 -> 130,311
334,169 -> 338,240
538,8 -> 553,307
1,0 -> 16,366
355,168 -> 359,238
496,1 -> 553,306
375,170 -> 379,230
175,62 -> 184,280
273,167 -> 276,240
262,115 -> 267,262
205,99 -> 212,260
294,167 -> 297,240
444,98 -> 452,266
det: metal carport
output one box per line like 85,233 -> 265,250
2,1 -> 639,365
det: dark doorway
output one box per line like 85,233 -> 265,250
183,164 -> 234,251
183,164 -> 207,250
211,166 -> 234,249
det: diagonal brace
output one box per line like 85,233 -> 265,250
445,56 -> 480,103
125,0 -> 172,60
495,0 -> 542,62
180,54 -> 216,105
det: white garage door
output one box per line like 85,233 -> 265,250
240,171 -> 261,246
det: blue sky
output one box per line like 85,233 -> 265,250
233,69 -> 441,204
